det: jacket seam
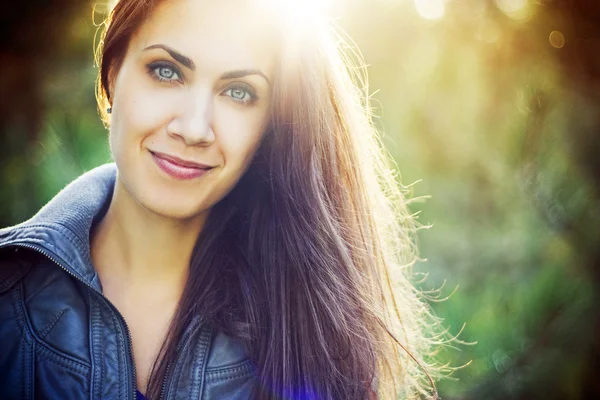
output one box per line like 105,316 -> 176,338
21,334 -> 27,398
35,344 -> 90,375
7,223 -> 86,256
107,299 -> 127,399
30,338 -> 34,398
205,361 -> 255,382
168,323 -> 197,400
207,371 -> 254,382
90,295 -> 103,400
192,324 -> 213,399
2,224 -> 90,282
15,280 -> 91,369
206,359 -> 254,374
24,273 -> 61,304
11,283 -> 33,344
38,308 -> 68,339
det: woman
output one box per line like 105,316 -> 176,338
0,0 -> 442,398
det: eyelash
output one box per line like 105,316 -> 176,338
145,61 -> 258,105
147,61 -> 183,83
223,83 -> 257,105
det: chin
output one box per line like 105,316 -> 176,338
152,201 -> 209,222
131,187 -> 207,222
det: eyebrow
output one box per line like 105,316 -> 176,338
143,44 -> 271,85
144,44 -> 195,70
221,69 -> 271,85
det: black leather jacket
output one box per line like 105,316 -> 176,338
0,164 -> 255,399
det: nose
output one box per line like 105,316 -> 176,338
167,88 -> 216,146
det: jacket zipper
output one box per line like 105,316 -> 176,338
159,315 -> 199,399
1,243 -> 138,400
160,363 -> 170,399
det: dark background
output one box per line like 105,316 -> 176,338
1,0 -> 598,398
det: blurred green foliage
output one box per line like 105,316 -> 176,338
1,1 -> 598,399
339,2 -> 600,398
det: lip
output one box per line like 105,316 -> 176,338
151,151 -> 213,169
150,150 -> 214,180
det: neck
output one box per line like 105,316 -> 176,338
90,177 -> 206,295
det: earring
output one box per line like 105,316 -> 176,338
107,107 -> 112,114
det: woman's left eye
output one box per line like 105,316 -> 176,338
223,86 -> 255,104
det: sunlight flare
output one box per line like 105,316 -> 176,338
414,0 -> 445,20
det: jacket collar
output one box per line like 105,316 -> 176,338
0,163 -> 117,292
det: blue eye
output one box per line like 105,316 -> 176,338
153,66 -> 180,81
229,88 -> 249,101
157,66 -> 177,80
147,62 -> 182,83
223,85 -> 256,104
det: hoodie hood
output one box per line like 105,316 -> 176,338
0,163 -> 117,291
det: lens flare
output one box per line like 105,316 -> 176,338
494,0 -> 532,20
495,0 -> 527,13
414,0 -> 445,20
268,0 -> 331,22
549,31 -> 565,49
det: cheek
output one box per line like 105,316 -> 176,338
214,106 -> 267,169
110,71 -> 178,150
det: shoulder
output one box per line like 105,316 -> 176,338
206,330 -> 253,371
203,330 -> 256,396
0,247 -> 35,294
0,246 -> 91,365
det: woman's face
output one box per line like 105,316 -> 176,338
109,0 -> 276,221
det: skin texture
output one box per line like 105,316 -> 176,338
90,0 -> 277,393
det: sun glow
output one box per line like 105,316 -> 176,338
415,0 -> 446,19
494,0 -> 531,20
414,0 -> 445,20
495,0 -> 527,14
275,0 -> 331,20
261,0 -> 332,28
257,0 -> 332,53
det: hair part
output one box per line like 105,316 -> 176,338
96,1 -> 446,398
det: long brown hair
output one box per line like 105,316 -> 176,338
96,1 -> 444,398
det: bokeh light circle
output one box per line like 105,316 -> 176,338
549,30 -> 565,48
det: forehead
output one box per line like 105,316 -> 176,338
130,0 -> 278,73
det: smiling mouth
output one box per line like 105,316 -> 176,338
150,151 -> 214,180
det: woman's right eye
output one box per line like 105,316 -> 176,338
147,62 -> 182,83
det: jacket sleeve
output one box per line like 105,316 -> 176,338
0,248 -> 93,400
0,247 -> 34,399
